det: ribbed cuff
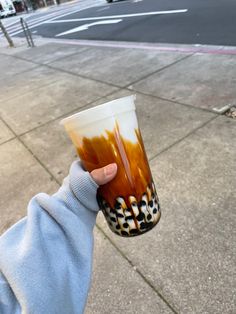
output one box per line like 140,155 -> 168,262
69,161 -> 99,212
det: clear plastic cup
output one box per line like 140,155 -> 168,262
60,95 -> 161,237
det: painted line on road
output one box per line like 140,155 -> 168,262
5,9 -> 75,34
8,7 -> 89,36
46,37 -> 236,56
7,2 -> 104,36
45,9 -> 188,24
56,19 -> 122,36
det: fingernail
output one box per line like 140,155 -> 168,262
104,163 -> 117,177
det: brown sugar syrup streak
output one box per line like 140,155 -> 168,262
70,122 -> 160,235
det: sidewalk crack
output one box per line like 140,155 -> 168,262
96,224 -> 179,314
150,115 -> 219,161
124,53 -> 195,89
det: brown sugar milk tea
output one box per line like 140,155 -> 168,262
61,96 -> 161,237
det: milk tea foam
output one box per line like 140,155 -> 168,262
61,96 -> 161,237
62,96 -> 138,142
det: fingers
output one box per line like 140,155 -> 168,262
91,163 -> 118,186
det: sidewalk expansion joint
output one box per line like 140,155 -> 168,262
123,53 -> 194,89
0,45 -> 193,92
126,88 -> 220,115
45,61 -> 123,89
0,51 -> 122,90
149,115 -> 219,162
17,88 -> 123,138
0,136 -> 16,147
0,116 -> 17,146
45,47 -> 92,66
96,224 -> 179,314
0,77 -> 61,104
0,116 -> 60,187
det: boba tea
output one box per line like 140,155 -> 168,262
61,96 -> 161,237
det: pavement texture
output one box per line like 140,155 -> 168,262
0,37 -> 235,314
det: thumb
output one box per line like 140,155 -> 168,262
90,163 -> 118,186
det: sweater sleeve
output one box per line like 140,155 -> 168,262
0,161 -> 100,314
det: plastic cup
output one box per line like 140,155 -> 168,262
60,95 -> 161,237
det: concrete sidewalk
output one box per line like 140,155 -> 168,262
0,38 -> 235,314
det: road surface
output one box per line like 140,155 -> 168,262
2,0 -> 236,46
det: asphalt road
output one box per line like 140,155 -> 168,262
3,0 -> 236,46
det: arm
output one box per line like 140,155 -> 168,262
0,161 -> 117,314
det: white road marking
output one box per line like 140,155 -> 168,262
5,10 -> 71,34
45,9 -> 188,24
5,2 -> 104,36
56,19 -> 122,37
8,7 -> 89,36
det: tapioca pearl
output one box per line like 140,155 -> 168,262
116,224 -> 121,230
140,222 -> 147,230
140,194 -> 150,221
123,222 -> 129,229
116,213 -> 124,218
125,215 -> 134,221
129,196 -> 139,215
139,200 -> 146,207
125,216 -> 136,230
147,213 -> 152,221
121,230 -> 129,236
114,200 -> 122,209
130,229 -> 139,235
136,212 -> 145,221
116,206 -> 125,218
142,194 -> 152,212
116,197 -> 127,210
117,218 -> 127,231
110,209 -> 117,219
116,211 -> 129,230
148,200 -> 154,208
146,221 -> 154,229
126,207 -> 132,212
153,208 -> 158,214
110,217 -> 117,223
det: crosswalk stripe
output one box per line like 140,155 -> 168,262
2,6 -> 80,36
0,0 -> 106,37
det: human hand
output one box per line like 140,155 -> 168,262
90,163 -> 117,186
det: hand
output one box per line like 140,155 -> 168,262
90,163 -> 117,186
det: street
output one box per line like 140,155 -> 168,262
2,0 -> 236,46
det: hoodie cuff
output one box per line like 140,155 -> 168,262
69,161 -> 99,212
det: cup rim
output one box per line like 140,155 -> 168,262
60,95 -> 136,129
